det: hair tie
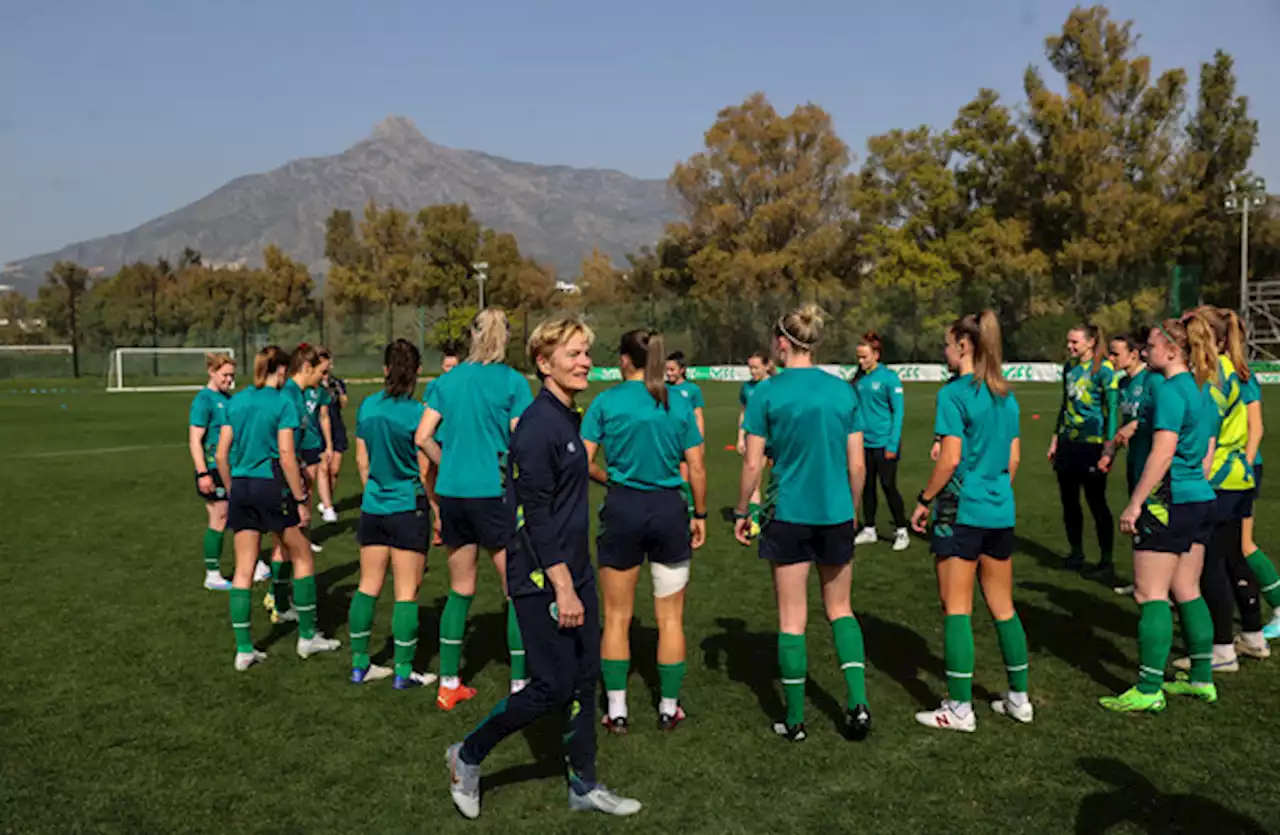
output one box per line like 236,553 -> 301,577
777,317 -> 812,350
1157,322 -> 1176,345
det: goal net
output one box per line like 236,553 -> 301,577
107,347 -> 236,393
0,344 -> 74,379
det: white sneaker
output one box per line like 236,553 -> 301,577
204,573 -> 233,592
272,607 -> 299,624
321,506 -> 338,524
309,542 -> 324,553
1265,609 -> 1280,640
446,743 -> 481,820
892,528 -> 910,552
1235,634 -> 1271,660
234,650 -> 267,671
990,693 -> 1034,724
854,527 -> 878,546
297,632 -> 342,659
253,561 -> 272,583
1113,583 -> 1135,596
915,700 -> 976,733
1172,650 -> 1239,673
568,785 -> 643,816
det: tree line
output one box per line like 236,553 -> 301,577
7,5 -> 1280,372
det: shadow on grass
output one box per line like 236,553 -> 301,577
458,608 -> 512,684
1020,580 -> 1134,640
312,517 -> 358,547
1015,535 -> 1069,571
1014,598 -> 1132,693
859,612 -> 945,709
483,717 -> 569,793
333,495 -> 363,515
700,617 -> 844,730
1073,757 -> 1268,834
630,622 -> 662,710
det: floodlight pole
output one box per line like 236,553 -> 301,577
1226,178 -> 1267,329
473,261 -> 489,310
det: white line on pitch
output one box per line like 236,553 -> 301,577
9,444 -> 184,460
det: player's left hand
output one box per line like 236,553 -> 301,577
690,518 -> 707,549
1119,503 -> 1140,535
910,503 -> 930,534
733,516 -> 752,546
885,450 -> 898,461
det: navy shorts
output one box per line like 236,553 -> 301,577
358,498 -> 430,553
931,524 -> 1015,561
1254,464 -> 1264,498
1135,500 -> 1214,555
1215,489 -> 1254,522
227,476 -> 300,534
439,496 -> 514,551
759,520 -> 855,566
332,423 -> 349,454
597,485 -> 690,570
1055,439 -> 1105,478
300,447 -> 324,467
195,468 -> 227,502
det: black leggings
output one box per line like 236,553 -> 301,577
1204,517 -> 1262,643
863,447 -> 907,529
1056,465 -> 1113,562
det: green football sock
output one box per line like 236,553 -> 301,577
601,658 -> 630,693
271,560 -> 292,612
1137,600 -> 1173,695
230,588 -> 253,653
1177,597 -> 1214,685
506,602 -> 527,681
830,616 -> 868,707
778,632 -> 807,727
348,591 -> 376,670
293,575 -> 317,640
658,662 -> 686,702
994,613 -> 1029,693
1245,550 -> 1280,607
392,602 -> 418,679
439,591 -> 474,678
748,502 -> 761,525
944,614 -> 974,704
202,529 -> 224,573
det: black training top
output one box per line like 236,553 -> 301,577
506,387 -> 593,598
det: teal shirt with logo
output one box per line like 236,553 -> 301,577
189,387 -> 230,466
582,380 -> 703,491
739,378 -> 762,408
853,364 -> 905,453
356,391 -> 427,515
1241,374 -> 1263,466
1149,371 -> 1218,506
299,384 -> 332,451
1119,368 -> 1163,487
227,386 -> 302,479
933,375 -> 1020,530
426,362 -> 534,498
1058,358 -> 1118,443
742,367 -> 862,526
669,380 -> 705,411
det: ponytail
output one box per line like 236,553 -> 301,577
774,303 -> 826,353
470,308 -> 510,365
253,345 -> 290,388
1162,316 -> 1219,388
952,312 -> 1008,397
1223,309 -> 1250,382
290,343 -> 320,375
1081,323 -> 1107,375
383,338 -> 420,398
620,329 -> 668,408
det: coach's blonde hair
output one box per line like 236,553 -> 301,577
952,311 -> 1009,397
774,303 -> 825,353
469,308 -> 510,365
528,317 -> 595,373
206,351 -> 235,372
1160,315 -> 1219,388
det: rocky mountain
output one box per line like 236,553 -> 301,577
3,116 -> 679,294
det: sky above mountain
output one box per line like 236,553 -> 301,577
2,0 -> 1278,268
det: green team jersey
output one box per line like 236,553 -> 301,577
932,374 -> 1019,530
356,391 -> 427,515
742,367 -> 862,526
669,380 -> 705,411
739,378 -> 762,408
853,364 -> 905,453
299,384 -> 332,451
1147,371 -> 1219,513
582,380 -> 703,491
426,362 -> 533,498
227,386 -> 302,479
1209,355 -> 1255,492
1241,373 -> 1263,466
188,387 -> 230,467
1119,368 -> 1162,488
1058,357 -> 1118,444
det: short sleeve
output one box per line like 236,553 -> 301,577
279,392 -> 303,431
683,402 -> 704,449
1009,394 -> 1021,438
1152,382 -> 1187,434
934,385 -> 965,438
581,396 -> 606,444
189,393 -> 211,428
691,384 -> 705,410
1104,363 -> 1119,391
739,383 -> 748,407
355,398 -> 369,440
509,370 -> 534,421
425,377 -> 444,412
743,383 -> 768,438
319,387 -> 333,407
1242,375 -> 1261,405
336,378 -> 347,396
845,386 -> 864,435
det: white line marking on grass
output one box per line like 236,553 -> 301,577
9,443 -> 185,460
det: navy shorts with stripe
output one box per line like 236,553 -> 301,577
357,497 -> 430,553
300,446 -> 323,467
931,524 -> 1015,561
439,496 -> 514,551
1135,500 -> 1214,555
759,519 -> 855,566
597,485 -> 691,570
227,475 -> 300,534
1215,489 -> 1254,522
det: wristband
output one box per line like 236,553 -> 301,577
292,493 -> 309,504
693,511 -> 708,520
195,470 -> 210,478
732,509 -> 749,520
917,491 -> 934,508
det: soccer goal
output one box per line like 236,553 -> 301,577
0,344 -> 74,379
107,347 -> 236,393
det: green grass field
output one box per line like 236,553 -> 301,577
3,380 -> 1278,834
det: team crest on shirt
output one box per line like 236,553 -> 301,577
871,382 -> 881,390
680,390 -> 689,398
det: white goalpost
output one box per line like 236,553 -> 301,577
107,347 -> 236,393
0,344 -> 75,379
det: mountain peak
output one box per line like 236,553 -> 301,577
370,115 -> 424,143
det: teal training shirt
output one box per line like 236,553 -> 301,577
189,387 -> 230,467
1119,368 -> 1163,487
933,374 -> 1019,530
1151,371 -> 1219,506
282,380 -> 308,452
1241,374 -> 1263,466
1058,358 -> 1118,444
228,386 -> 301,479
581,380 -> 703,491
739,378 -> 762,408
299,384 -> 332,450
426,362 -> 534,498
356,391 -> 427,515
742,367 -> 862,526
853,364 -> 905,453
669,380 -> 705,411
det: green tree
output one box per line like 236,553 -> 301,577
38,261 -> 91,377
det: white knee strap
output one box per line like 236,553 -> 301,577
651,560 -> 691,598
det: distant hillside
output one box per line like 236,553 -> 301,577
4,116 -> 679,294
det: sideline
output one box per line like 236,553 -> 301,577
8,443 -> 185,460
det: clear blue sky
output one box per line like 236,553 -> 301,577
1,0 -> 1277,267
